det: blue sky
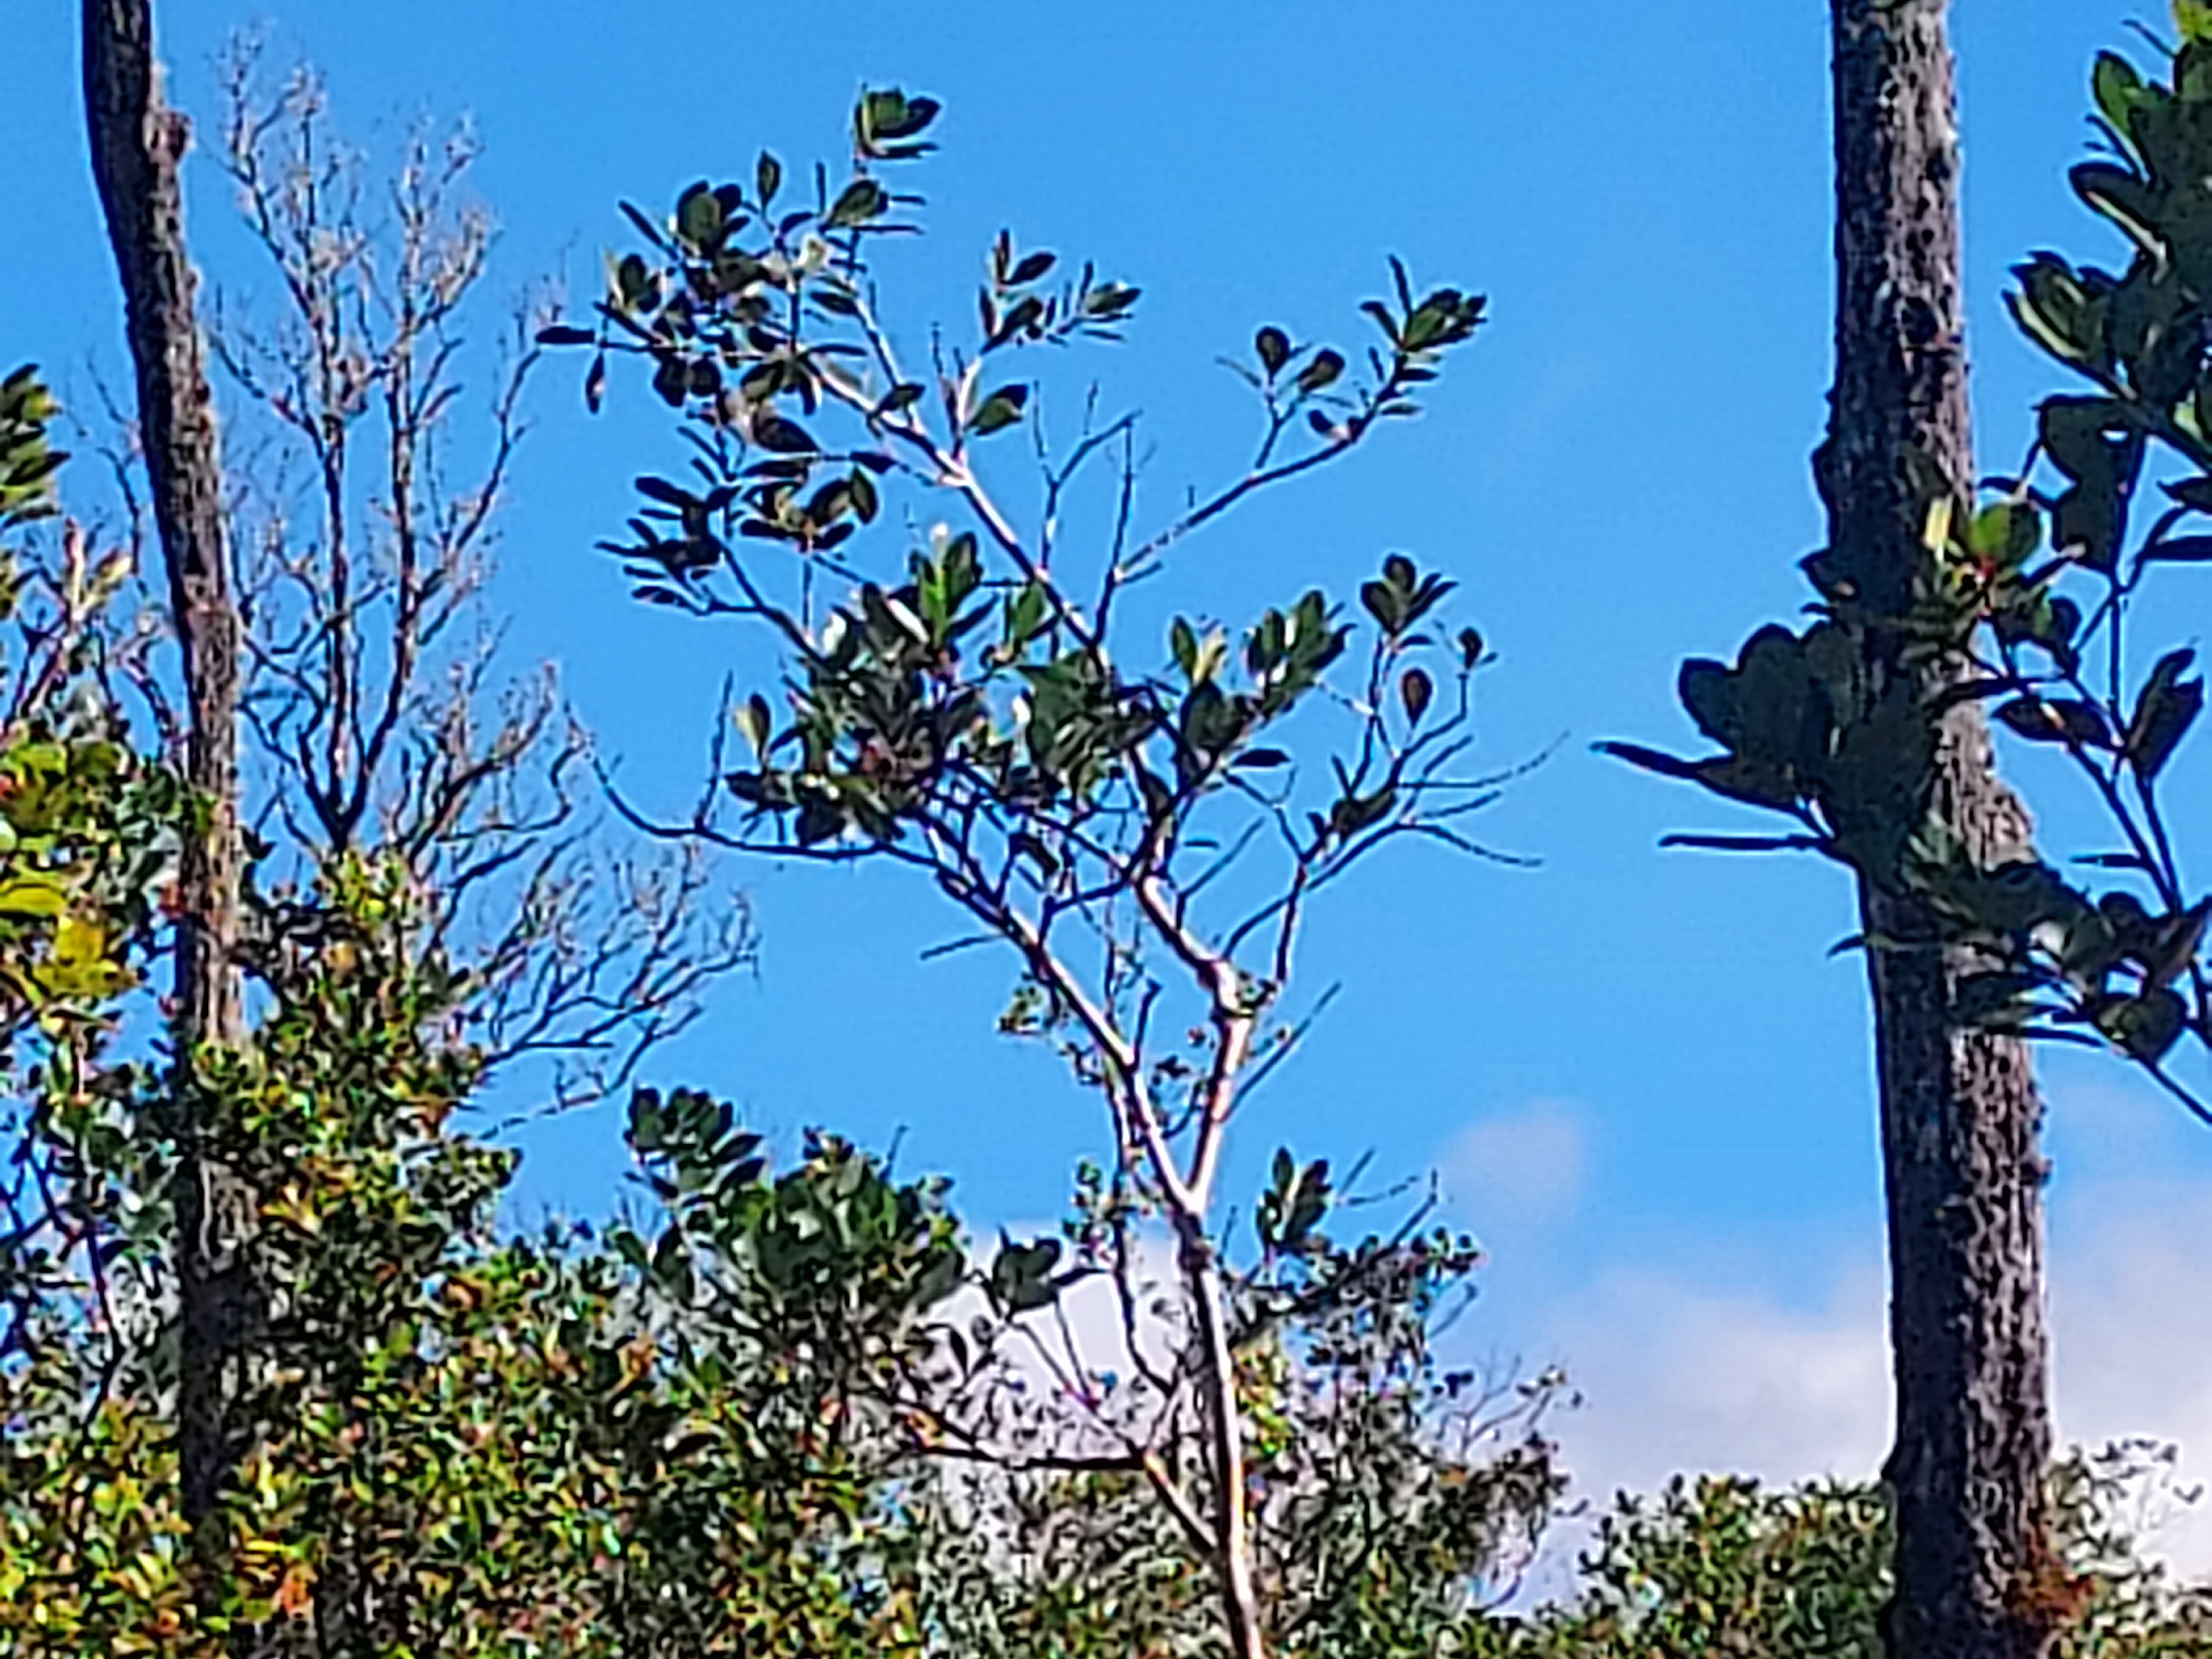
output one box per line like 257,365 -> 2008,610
11,1 -> 2212,1538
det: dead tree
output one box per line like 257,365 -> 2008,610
82,0 -> 255,1535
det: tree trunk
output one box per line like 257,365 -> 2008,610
82,0 -> 252,1532
1821,4 -> 2056,1656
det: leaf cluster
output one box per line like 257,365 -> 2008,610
1601,11 -> 2212,1119
1894,12 -> 2212,1107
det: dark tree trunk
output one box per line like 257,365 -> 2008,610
1821,3 -> 2056,1656
82,0 -> 252,1533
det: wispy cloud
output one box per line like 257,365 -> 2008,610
1444,1098 -> 1592,1231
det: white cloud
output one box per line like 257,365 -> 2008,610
2049,1175 -> 2212,1575
1445,1098 -> 1591,1230
1519,1171 -> 2212,1587
1541,1262 -> 1890,1501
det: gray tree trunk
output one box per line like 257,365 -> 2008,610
1822,3 -> 2057,1655
82,0 -> 253,1534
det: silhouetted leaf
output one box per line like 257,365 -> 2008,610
1297,349 -> 1345,395
1400,667 -> 1434,724
2128,649 -> 2204,780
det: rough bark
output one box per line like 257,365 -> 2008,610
1820,3 -> 2056,1656
82,0 -> 253,1528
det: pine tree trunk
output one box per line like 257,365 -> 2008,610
1822,3 -> 2056,1655
82,0 -> 252,1532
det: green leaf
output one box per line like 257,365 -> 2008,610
1296,349 -> 1345,395
2141,533 -> 2212,564
968,384 -> 1029,436
827,178 -> 889,230
2011,259 -> 2105,366
1004,581 -> 1049,647
1082,281 -> 1138,316
847,466 -> 880,524
1595,740 -> 1705,784
2094,51 -> 2148,137
1171,617 -> 1199,680
2039,398 -> 2129,482
875,382 -> 926,419
1360,578 -> 1405,636
855,89 -> 942,160
1965,502 -> 2041,567
1400,667 -> 1434,724
636,474 -> 697,510
796,799 -> 844,846
1330,786 -> 1396,837
677,181 -> 723,247
2101,985 -> 2188,1061
863,88 -> 941,142
989,1235 -> 1063,1313
752,414 -> 818,454
2127,649 -> 2204,780
735,695 -> 774,757
2072,163 -> 2166,258
1996,697 -> 2112,749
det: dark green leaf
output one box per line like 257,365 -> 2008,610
1297,349 -> 1345,395
2101,987 -> 2188,1062
2011,259 -> 2105,366
736,695 -> 774,756
968,384 -> 1029,436
827,178 -> 889,230
2127,649 -> 2204,780
848,467 -> 880,524
1400,667 -> 1434,724
2072,163 -> 2166,257
753,414 -> 818,454
678,181 -> 723,247
1997,697 -> 2083,745
1594,740 -> 1706,784
637,476 -> 697,509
